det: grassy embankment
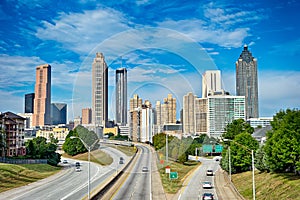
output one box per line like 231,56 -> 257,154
158,160 -> 200,194
232,171 -> 300,200
62,145 -> 136,165
0,163 -> 61,193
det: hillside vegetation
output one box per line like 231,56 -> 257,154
0,163 -> 60,193
233,171 -> 300,200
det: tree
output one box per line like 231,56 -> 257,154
222,119 -> 254,140
264,109 -> 300,173
25,136 -> 61,166
62,125 -> 100,156
255,145 -> 268,172
226,132 -> 259,173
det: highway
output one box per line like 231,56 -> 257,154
111,144 -> 152,200
178,157 -> 220,200
0,145 -> 130,200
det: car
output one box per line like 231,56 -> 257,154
62,160 -> 68,164
119,160 -> 124,164
202,193 -> 214,200
142,167 -> 148,172
206,169 -> 213,176
202,181 -> 213,189
75,166 -> 81,172
75,162 -> 80,167
120,157 -> 124,161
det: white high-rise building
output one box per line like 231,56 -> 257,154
207,95 -> 245,138
202,70 -> 222,98
92,53 -> 108,127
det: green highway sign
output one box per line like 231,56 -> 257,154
169,172 -> 178,179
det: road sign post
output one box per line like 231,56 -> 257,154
169,172 -> 178,180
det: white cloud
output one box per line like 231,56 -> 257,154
36,8 -> 131,54
157,19 -> 249,48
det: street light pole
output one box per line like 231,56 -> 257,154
228,146 -> 231,182
223,138 -> 255,200
166,134 -> 168,163
252,150 -> 256,200
70,136 -> 98,200
88,146 -> 90,200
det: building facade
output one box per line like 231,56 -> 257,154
202,70 -> 222,98
129,94 -> 142,112
82,108 -> 92,125
25,93 -> 35,113
92,52 -> 108,127
115,68 -> 127,125
236,45 -> 259,119
51,103 -> 67,125
32,64 -> 51,126
0,112 -> 26,157
207,95 -> 245,138
183,92 -> 197,134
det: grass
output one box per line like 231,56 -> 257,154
232,171 -> 300,200
106,144 -> 136,156
158,160 -> 200,194
63,149 -> 113,166
0,163 -> 61,193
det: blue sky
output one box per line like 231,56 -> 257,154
0,0 -> 299,121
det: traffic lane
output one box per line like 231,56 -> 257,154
179,158 -> 219,200
112,145 -> 151,200
198,159 -> 219,200
63,145 -> 131,200
6,159 -> 100,200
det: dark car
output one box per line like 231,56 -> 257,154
75,162 -> 80,167
202,193 -> 214,200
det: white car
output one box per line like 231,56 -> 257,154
206,169 -> 213,176
202,181 -> 213,189
142,167 -> 149,172
75,166 -> 81,172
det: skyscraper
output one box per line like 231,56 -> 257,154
163,94 -> 177,124
32,64 -> 51,126
25,93 -> 35,113
202,70 -> 222,98
51,103 -> 67,125
236,45 -> 259,119
130,94 -> 142,111
183,92 -> 197,134
116,68 -> 127,125
92,53 -> 108,127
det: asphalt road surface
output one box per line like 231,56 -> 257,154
111,144 -> 152,200
0,145 -> 130,200
177,157 -> 219,200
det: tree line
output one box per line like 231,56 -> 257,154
221,109 -> 300,175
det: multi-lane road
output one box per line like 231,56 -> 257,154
0,145 -> 130,200
177,157 -> 220,200
111,145 -> 152,200
1,143 -> 240,200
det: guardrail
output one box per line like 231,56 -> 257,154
0,157 -> 47,164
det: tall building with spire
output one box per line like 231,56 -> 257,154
116,68 -> 127,125
32,64 -> 51,126
236,45 -> 259,119
92,52 -> 108,127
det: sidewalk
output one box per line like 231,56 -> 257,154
214,169 -> 245,200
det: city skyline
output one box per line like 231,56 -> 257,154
0,1 -> 299,121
